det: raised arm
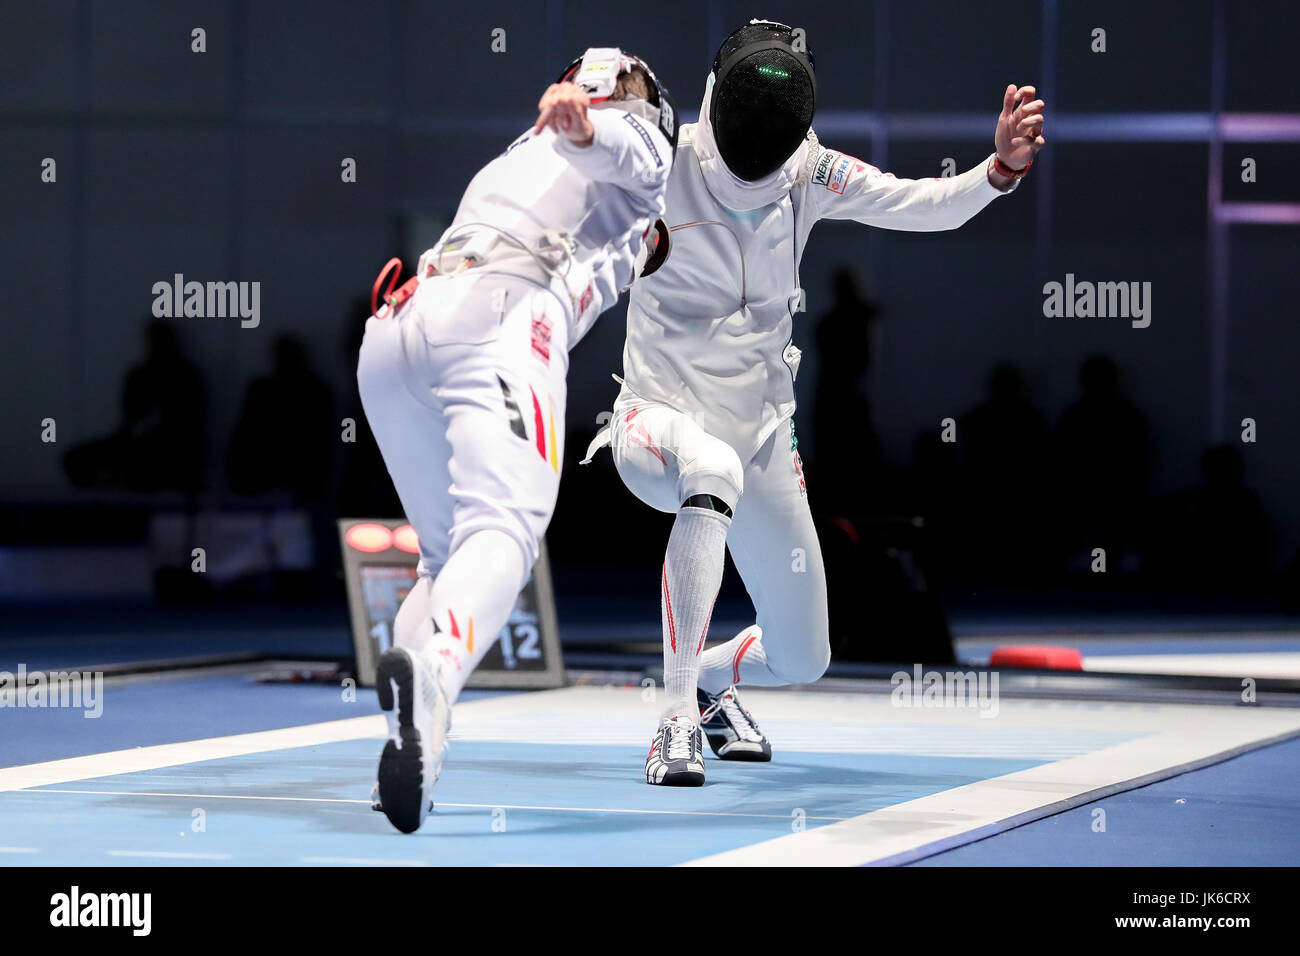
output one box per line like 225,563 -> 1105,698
811,83 -> 1047,231
535,82 -> 668,199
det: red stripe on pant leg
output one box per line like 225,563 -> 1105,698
529,386 -> 546,460
732,629 -> 759,685
662,564 -> 677,654
447,609 -> 460,640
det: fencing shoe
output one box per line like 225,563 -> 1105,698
374,645 -> 451,833
645,715 -> 706,786
698,685 -> 772,761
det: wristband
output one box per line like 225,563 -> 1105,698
992,155 -> 1033,179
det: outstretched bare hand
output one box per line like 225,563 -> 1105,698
994,84 -> 1047,170
536,83 -> 595,147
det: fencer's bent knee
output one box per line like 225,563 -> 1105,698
449,524 -> 533,590
767,644 -> 831,685
808,640 -> 832,682
679,440 -> 743,507
612,404 -> 745,513
764,619 -> 832,685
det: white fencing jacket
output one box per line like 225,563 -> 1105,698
432,106 -> 671,348
617,74 -> 1015,463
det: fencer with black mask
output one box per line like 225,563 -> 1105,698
584,20 -> 1047,786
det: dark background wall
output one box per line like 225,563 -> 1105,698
2,0 -> 1297,611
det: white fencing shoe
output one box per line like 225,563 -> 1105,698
374,645 -> 451,833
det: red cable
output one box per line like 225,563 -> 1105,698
370,257 -> 403,316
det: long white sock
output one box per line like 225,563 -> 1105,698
393,573 -> 435,653
661,506 -> 729,721
394,528 -> 526,705
699,626 -> 782,692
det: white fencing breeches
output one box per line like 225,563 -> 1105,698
357,271 -> 569,581
611,399 -> 831,686
357,270 -> 569,700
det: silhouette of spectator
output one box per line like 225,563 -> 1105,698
64,319 -> 205,492
958,363 -> 1049,579
1155,445 -> 1268,590
228,334 -> 335,499
1052,355 -> 1150,567
902,430 -> 960,572
812,267 -> 881,513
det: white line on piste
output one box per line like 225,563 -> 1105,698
435,801 -> 848,821
301,857 -> 428,866
0,847 -> 39,854
37,788 -> 364,805
0,715 -> 387,792
107,850 -> 233,860
29,789 -> 847,821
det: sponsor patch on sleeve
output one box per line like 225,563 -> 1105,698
811,148 -> 841,188
621,112 -> 663,168
828,155 -> 868,194
813,148 -> 869,194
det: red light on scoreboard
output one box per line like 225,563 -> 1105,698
392,524 -> 420,554
344,522 -> 394,553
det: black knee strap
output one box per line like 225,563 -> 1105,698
682,493 -> 733,519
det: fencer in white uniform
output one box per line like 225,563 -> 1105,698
584,21 -> 1046,784
358,49 -> 676,831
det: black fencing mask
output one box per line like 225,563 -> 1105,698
709,21 -> 816,182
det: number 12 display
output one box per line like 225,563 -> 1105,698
337,518 -> 565,689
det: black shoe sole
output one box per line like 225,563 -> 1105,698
376,649 -> 427,834
658,768 -> 706,786
705,733 -> 773,762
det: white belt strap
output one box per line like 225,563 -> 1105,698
580,374 -> 632,465
580,426 -> 612,465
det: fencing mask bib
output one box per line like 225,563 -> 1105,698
709,20 -> 816,182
